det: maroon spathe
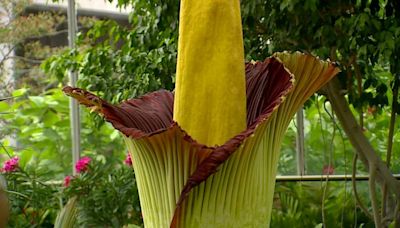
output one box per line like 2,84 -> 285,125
63,56 -> 294,226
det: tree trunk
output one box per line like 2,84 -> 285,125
324,78 -> 400,200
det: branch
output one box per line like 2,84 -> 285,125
24,29 -> 70,41
369,163 -> 382,228
0,96 -> 14,101
352,154 -> 374,219
324,77 -> 400,200
382,74 -> 399,219
395,202 -> 400,227
0,46 -> 15,67
24,25 -> 87,42
9,56 -> 43,64
353,61 -> 364,128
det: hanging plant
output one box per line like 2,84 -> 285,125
64,0 -> 340,227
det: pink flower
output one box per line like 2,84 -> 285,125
64,176 -> 72,187
1,156 -> 19,173
124,153 -> 133,166
75,156 -> 91,173
323,165 -> 334,175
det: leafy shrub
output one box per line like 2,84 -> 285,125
1,154 -> 142,227
0,87 -> 125,175
272,182 -> 375,228
62,155 -> 143,227
1,156 -> 59,227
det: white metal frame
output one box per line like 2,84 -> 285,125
67,0 -> 80,174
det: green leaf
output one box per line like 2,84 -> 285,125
54,197 -> 78,228
29,96 -> 46,107
12,88 -> 28,97
43,111 -> 60,127
0,102 -> 9,112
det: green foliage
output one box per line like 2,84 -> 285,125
241,0 -> 400,113
0,87 -> 125,174
1,155 -> 142,227
54,197 -> 78,228
43,0 -> 400,116
62,158 -> 142,227
279,94 -> 400,176
43,1 -> 179,103
272,182 -> 375,227
4,164 -> 59,227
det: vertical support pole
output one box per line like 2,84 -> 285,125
296,107 -> 305,175
67,0 -> 80,174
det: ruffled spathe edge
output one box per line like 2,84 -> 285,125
62,56 -> 293,151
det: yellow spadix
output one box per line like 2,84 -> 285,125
173,0 -> 247,146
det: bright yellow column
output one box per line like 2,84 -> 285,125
173,0 -> 247,147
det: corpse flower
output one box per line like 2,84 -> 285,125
64,0 -> 340,227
